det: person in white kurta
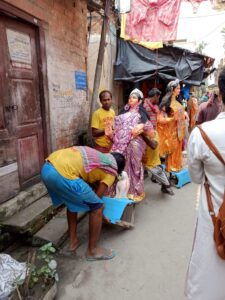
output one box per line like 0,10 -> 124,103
185,111 -> 225,300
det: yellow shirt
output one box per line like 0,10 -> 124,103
47,148 -> 115,187
91,108 -> 115,148
142,132 -> 161,168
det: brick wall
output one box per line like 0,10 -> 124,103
5,0 -> 89,150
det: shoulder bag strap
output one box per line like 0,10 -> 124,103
204,174 -> 216,225
197,125 -> 225,166
197,125 -> 225,225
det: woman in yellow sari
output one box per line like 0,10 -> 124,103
157,79 -> 187,172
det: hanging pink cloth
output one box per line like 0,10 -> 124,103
124,0 -> 182,42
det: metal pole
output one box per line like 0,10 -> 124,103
88,0 -> 111,130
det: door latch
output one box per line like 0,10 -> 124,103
5,105 -> 18,112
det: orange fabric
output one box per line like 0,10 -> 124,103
188,97 -> 198,130
166,139 -> 183,172
157,112 -> 177,156
157,96 -> 186,172
170,97 -> 186,142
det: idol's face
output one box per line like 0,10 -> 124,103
129,94 -> 139,107
173,85 -> 180,96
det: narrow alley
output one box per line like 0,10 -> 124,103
1,1 -> 225,299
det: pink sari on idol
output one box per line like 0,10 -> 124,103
110,104 -> 154,201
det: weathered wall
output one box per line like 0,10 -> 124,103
87,13 -> 121,113
5,0 -> 89,150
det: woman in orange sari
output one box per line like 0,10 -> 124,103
157,79 -> 187,172
187,94 -> 198,131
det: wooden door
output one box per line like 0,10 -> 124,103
0,15 -> 44,203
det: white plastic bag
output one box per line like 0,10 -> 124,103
0,254 -> 26,299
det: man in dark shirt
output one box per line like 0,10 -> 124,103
197,93 -> 222,125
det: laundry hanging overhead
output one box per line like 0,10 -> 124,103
120,13 -> 163,50
114,38 -> 215,85
121,0 -> 183,44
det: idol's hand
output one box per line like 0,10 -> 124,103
131,124 -> 144,138
105,126 -> 113,139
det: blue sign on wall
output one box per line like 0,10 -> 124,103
75,71 -> 87,90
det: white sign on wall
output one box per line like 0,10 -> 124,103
6,29 -> 32,69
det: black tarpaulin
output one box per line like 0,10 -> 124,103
114,39 -> 215,86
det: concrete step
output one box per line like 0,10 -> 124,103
32,209 -> 86,248
1,196 -> 55,235
0,182 -> 47,221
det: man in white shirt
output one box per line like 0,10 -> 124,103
185,67 -> 225,299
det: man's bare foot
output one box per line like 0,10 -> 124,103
69,239 -> 80,252
59,240 -> 81,256
86,247 -> 116,261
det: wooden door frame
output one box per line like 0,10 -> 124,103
0,0 -> 51,157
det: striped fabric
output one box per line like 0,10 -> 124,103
74,146 -> 118,176
143,99 -> 159,130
